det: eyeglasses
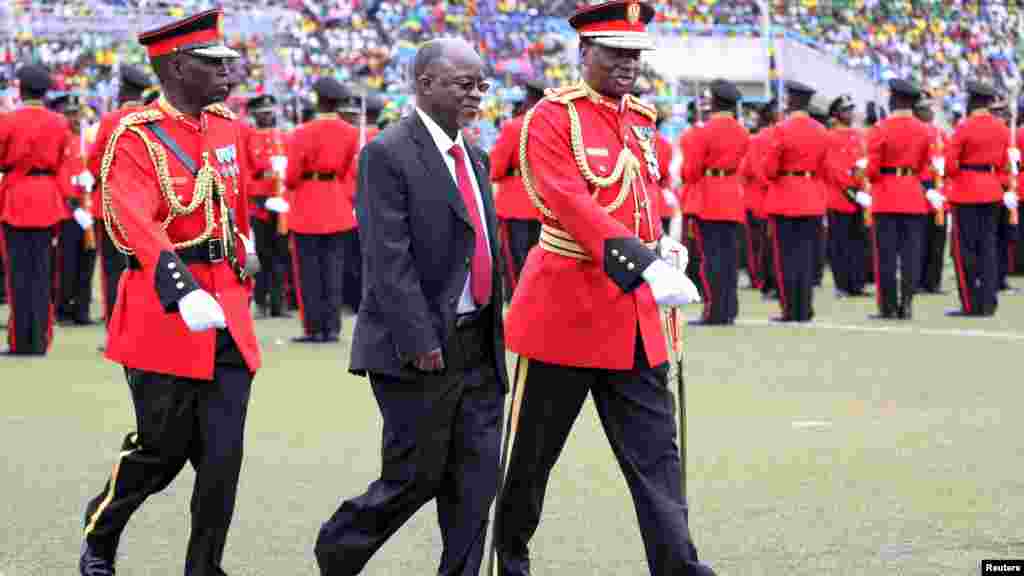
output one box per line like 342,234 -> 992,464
427,76 -> 491,94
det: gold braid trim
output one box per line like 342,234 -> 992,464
100,110 -> 224,256
204,102 -> 237,120
519,94 -> 642,221
625,95 -> 658,122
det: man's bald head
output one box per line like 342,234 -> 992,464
413,38 -> 487,139
413,38 -> 482,83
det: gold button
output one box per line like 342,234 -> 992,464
627,262 -> 635,270
176,281 -> 185,289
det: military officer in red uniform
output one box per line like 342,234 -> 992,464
944,81 -> 1014,317
914,98 -> 950,294
285,77 -> 360,342
741,100 -> 778,299
88,65 -> 154,325
678,101 -> 706,292
0,65 -> 73,355
491,78 -> 545,294
78,11 -> 261,575
864,79 -> 933,320
653,116 -> 678,235
761,81 -> 831,322
683,79 -> 748,325
496,3 -> 712,575
824,95 -> 871,298
243,93 -> 291,318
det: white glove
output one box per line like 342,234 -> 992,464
264,197 -> 290,213
668,214 -> 683,243
658,235 -> 689,271
642,259 -> 701,306
662,189 -> 679,209
926,190 -> 946,211
855,157 -> 868,171
75,170 -> 95,192
932,156 -> 945,176
73,208 -> 94,230
178,289 -> 227,332
854,191 -> 872,208
1004,191 -> 1019,210
270,155 -> 288,178
1010,148 -> 1021,165
238,232 -> 261,275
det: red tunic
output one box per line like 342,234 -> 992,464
88,104 -> 145,220
285,113 -> 360,234
865,113 -> 932,214
678,125 -> 702,216
761,112 -> 830,217
945,111 -> 1011,204
102,99 -> 261,380
825,126 -> 866,214
243,125 -> 287,222
652,132 -> 676,220
490,114 -> 539,221
740,126 -> 774,219
0,103 -> 73,228
58,134 -> 88,219
682,113 -> 749,223
504,85 -> 667,370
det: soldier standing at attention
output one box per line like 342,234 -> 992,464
78,10 -> 261,575
495,2 -> 711,575
824,95 -> 871,298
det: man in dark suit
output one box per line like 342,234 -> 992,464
314,38 -> 508,576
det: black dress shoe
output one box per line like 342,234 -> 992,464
944,308 -> 971,317
770,316 -> 793,323
898,304 -> 912,320
79,541 -> 116,576
291,334 -> 322,344
74,318 -> 97,326
270,310 -> 293,318
869,312 -> 896,320
323,332 -> 340,342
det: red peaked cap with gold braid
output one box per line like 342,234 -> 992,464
138,8 -> 239,60
569,0 -> 657,51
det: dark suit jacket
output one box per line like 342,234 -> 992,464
349,113 -> 508,391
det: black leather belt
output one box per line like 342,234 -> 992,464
704,168 -> 735,177
880,166 -> 914,176
254,170 -> 275,180
126,238 -> 226,270
961,164 -> 996,173
781,170 -> 814,178
27,168 -> 55,176
302,171 -> 336,181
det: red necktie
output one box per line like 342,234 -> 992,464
448,144 -> 492,306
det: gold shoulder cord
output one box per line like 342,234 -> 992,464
519,89 -> 642,221
101,111 -> 226,256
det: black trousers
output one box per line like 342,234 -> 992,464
2,223 -> 54,354
57,219 -> 97,323
96,225 -> 127,324
814,217 -> 827,286
315,316 -> 503,576
503,219 -> 541,285
759,217 -> 776,296
872,214 -> 926,316
340,228 -> 362,313
683,216 -> 704,298
744,212 -> 767,290
252,217 -> 289,316
1014,222 -> 1024,276
997,206 -> 1015,289
827,210 -> 868,295
770,216 -> 818,322
495,335 -> 715,576
920,214 -> 947,293
291,232 -> 344,337
951,203 -> 1001,316
82,331 -> 253,575
694,220 -> 739,324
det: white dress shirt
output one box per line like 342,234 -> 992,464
416,107 -> 492,314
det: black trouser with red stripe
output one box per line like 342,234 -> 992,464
951,203 -> 1000,316
291,232 -> 344,338
770,216 -> 818,322
919,213 -> 947,293
813,218 -> 827,286
827,210 -> 868,295
57,219 -> 97,324
694,219 -> 739,324
872,214 -> 926,317
252,216 -> 289,317
96,224 -> 127,324
997,206 -> 1015,289
341,228 -> 363,313
682,216 -> 704,298
744,211 -> 766,290
82,330 -> 252,574
2,224 -> 55,354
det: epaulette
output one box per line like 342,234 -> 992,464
625,95 -> 657,122
118,109 -> 164,127
545,83 -> 588,104
205,103 -> 237,120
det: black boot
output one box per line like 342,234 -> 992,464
79,540 -> 116,576
898,294 -> 913,320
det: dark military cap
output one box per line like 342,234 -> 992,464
828,94 -> 855,117
991,97 -> 1008,112
913,97 -> 934,112
138,8 -> 239,60
570,0 -> 656,51
16,65 -> 52,93
785,80 -> 815,97
121,65 -> 153,91
365,92 -> 385,115
312,77 -> 348,102
888,78 -> 921,100
248,94 -> 277,112
966,80 -> 996,98
709,79 -> 741,104
525,78 -> 548,99
142,87 -> 161,105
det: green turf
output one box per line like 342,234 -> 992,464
2,266 -> 1023,575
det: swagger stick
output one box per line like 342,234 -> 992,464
80,115 -> 96,250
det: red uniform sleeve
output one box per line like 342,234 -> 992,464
284,125 -> 305,190
489,118 -> 519,182
945,122 -> 966,179
681,125 -> 706,184
761,123 -> 783,180
866,124 -> 884,182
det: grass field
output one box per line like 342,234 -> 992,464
2,267 -> 1023,576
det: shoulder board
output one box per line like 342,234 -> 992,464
205,103 -> 237,120
625,95 -> 657,122
544,84 -> 588,104
118,109 -> 165,127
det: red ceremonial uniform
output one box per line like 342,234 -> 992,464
762,112 -> 830,216
653,132 -> 676,220
505,84 -> 667,369
945,111 -> 1011,204
285,113 -> 360,234
490,114 -> 540,221
678,125 -> 702,217
0,102 -> 73,228
865,112 -> 932,214
825,126 -> 866,214
88,104 -> 145,219
243,124 -> 287,222
59,135 -> 88,218
741,126 -> 774,219
102,97 -> 261,379
683,113 -> 749,223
